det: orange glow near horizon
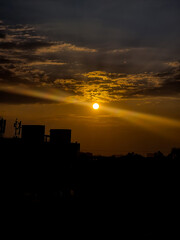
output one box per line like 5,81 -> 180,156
1,84 -> 180,134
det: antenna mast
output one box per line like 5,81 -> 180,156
14,119 -> 22,138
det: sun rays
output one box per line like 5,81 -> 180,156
1,84 -> 180,135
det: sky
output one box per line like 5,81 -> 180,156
0,0 -> 180,155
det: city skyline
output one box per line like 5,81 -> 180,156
0,0 -> 180,155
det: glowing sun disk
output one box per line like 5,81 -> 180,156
93,103 -> 99,110
1,84 -> 180,133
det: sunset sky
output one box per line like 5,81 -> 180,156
0,0 -> 180,155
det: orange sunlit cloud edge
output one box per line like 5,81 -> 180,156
1,84 -> 180,132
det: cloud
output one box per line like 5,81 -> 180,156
166,61 -> 180,68
0,20 -> 6,39
0,31 -> 6,39
36,42 -> 97,54
0,90 -> 57,104
108,49 -> 131,54
0,20 -> 180,105
27,61 -> 67,66
121,67 -> 180,98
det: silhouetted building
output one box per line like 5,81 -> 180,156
80,152 -> 93,161
48,129 -> 80,160
50,129 -> 71,144
22,125 -> 45,144
0,117 -> 6,138
168,148 -> 180,160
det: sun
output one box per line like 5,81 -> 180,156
93,103 -> 99,110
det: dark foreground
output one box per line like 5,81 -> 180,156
1,144 -> 180,239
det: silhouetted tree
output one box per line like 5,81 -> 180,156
154,151 -> 165,160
